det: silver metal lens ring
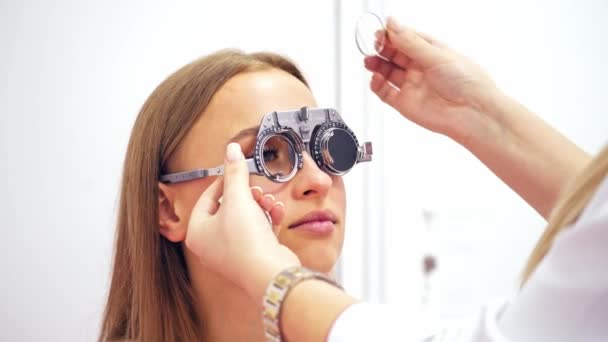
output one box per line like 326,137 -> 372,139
355,12 -> 387,57
311,122 -> 359,176
254,127 -> 303,182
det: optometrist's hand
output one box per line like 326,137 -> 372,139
365,17 -> 591,219
364,17 -> 500,144
185,143 -> 301,302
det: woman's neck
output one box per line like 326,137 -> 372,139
190,263 -> 266,342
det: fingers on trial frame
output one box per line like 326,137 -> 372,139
194,178 -> 284,227
250,186 -> 285,226
194,177 -> 225,215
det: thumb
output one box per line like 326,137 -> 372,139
190,177 -> 224,218
386,16 -> 443,69
223,142 -> 251,199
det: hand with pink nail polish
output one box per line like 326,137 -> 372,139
364,17 -> 590,218
364,16 -> 498,144
185,143 -> 301,302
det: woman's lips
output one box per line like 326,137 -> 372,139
289,220 -> 335,235
288,210 -> 337,235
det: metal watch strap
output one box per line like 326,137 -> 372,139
262,266 -> 342,342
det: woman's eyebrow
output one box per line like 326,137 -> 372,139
229,126 -> 260,142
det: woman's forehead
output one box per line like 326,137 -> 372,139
177,69 -> 317,168
201,70 -> 315,137
213,69 -> 315,125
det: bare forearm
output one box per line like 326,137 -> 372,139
281,280 -> 357,342
459,91 -> 591,218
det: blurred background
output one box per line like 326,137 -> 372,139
1,0 -> 607,340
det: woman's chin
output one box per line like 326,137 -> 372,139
297,249 -> 340,274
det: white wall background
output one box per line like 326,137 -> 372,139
1,0 -> 607,341
371,0 -> 608,318
0,1 -> 338,340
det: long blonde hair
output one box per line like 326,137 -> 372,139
99,50 -> 308,342
522,144 -> 608,284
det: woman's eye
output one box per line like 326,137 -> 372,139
263,148 -> 279,162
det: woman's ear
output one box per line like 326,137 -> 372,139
158,182 -> 186,242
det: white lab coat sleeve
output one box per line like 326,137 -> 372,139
327,299 -> 512,342
329,176 -> 608,342
327,301 -> 437,342
496,176 -> 608,341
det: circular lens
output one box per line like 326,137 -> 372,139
323,129 -> 358,173
355,12 -> 386,56
261,135 -> 297,181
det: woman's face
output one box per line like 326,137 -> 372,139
165,69 -> 346,273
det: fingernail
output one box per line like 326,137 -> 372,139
274,201 -> 285,208
264,210 -> 272,224
263,194 -> 275,202
250,187 -> 263,200
226,142 -> 244,162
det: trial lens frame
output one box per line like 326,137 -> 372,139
159,107 -> 372,184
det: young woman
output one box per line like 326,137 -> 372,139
100,50 -> 355,341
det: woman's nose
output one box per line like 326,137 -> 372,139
291,152 -> 333,199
